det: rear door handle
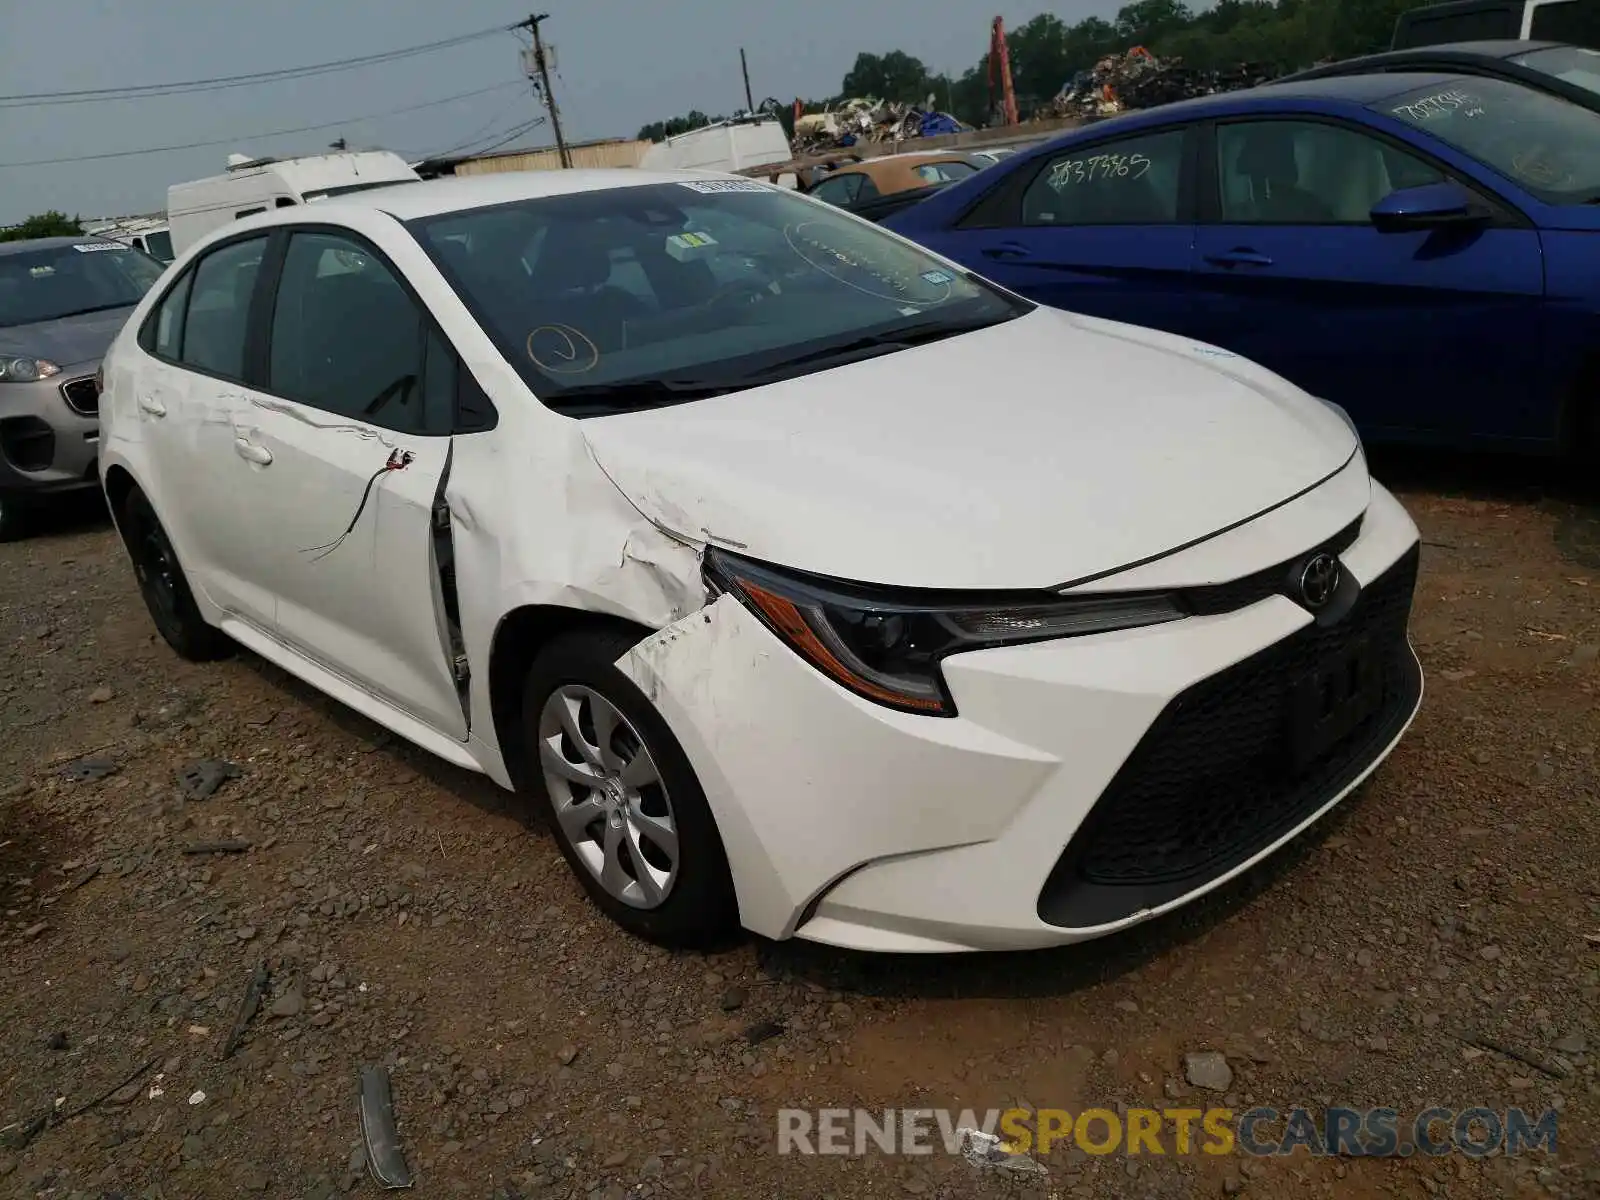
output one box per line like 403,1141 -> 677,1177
1204,249 -> 1274,269
982,241 -> 1033,260
137,394 -> 166,417
234,437 -> 272,466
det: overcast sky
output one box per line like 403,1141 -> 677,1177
0,1 -> 1130,224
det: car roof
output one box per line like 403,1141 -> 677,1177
1288,39 -> 1561,75
0,235 -> 117,256
1049,69 -> 1478,132
316,168 -> 765,222
1373,38 -> 1558,59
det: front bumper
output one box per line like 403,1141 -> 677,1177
0,362 -> 102,496
617,481 -> 1422,953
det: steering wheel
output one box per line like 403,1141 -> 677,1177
705,279 -> 770,320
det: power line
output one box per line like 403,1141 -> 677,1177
435,116 -> 549,161
0,24 -> 514,108
416,103 -> 547,161
419,89 -> 536,157
0,81 -> 525,168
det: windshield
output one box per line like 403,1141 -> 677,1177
142,230 -> 175,262
1510,44 -> 1600,96
1376,75 -> 1600,202
0,241 -> 165,327
406,181 -> 1028,412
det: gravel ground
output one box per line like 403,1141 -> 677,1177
0,456 -> 1596,1200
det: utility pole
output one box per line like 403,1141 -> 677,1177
740,48 -> 754,113
517,13 -> 571,168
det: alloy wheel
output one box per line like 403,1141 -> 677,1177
537,684 -> 680,909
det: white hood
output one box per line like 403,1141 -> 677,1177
580,308 -> 1360,591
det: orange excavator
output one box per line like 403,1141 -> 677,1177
988,15 -> 1019,126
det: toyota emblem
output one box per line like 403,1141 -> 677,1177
1297,553 -> 1341,610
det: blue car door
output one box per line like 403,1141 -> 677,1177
1188,115 -> 1546,444
911,124 -> 1204,335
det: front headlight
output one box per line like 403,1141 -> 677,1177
0,356 -> 62,383
705,549 -> 1186,717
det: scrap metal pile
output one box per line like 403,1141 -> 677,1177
1048,47 -> 1276,119
791,98 -> 967,155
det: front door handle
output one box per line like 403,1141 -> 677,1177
982,241 -> 1033,260
234,437 -> 272,466
137,394 -> 166,417
1204,249 -> 1274,269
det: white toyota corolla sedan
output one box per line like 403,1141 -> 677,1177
97,169 -> 1423,953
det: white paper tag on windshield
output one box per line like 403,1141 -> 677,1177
677,179 -> 768,194
73,242 -> 125,253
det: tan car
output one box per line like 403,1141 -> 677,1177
806,152 -> 988,212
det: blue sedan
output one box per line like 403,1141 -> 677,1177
885,71 -> 1600,459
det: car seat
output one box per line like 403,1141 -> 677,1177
1234,127 -> 1335,223
527,223 -> 649,352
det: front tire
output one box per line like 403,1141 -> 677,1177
521,627 -> 738,948
119,488 -> 232,662
0,493 -> 30,543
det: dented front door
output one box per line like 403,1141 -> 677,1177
238,396 -> 468,740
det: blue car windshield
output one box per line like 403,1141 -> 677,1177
1377,76 -> 1600,203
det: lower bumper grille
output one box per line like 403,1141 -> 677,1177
1038,545 -> 1421,929
60,376 -> 98,417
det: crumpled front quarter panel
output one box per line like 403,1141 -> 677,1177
442,381 -> 707,785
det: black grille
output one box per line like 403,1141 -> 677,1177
60,377 -> 98,417
1038,545 -> 1421,929
1180,517 -> 1362,616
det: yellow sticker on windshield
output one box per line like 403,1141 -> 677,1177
665,230 -> 718,262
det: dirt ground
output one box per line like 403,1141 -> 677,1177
1,452 -> 1596,1200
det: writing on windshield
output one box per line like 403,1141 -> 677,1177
1377,75 -> 1600,203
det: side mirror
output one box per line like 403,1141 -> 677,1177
1370,182 -> 1486,233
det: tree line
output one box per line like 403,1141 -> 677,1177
637,0 -> 1425,141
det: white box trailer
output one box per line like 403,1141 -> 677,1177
167,150 -> 420,257
638,118 -> 796,185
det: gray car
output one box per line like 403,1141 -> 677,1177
0,236 -> 165,539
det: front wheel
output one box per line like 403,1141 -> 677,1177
0,493 -> 29,543
521,627 -> 738,947
119,488 -> 232,661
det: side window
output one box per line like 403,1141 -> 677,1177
855,174 -> 882,201
916,161 -> 978,184
274,197 -> 297,208
1530,0 -> 1600,43
1216,120 -> 1445,225
811,174 -> 862,206
268,231 -> 441,435
1021,129 -> 1186,225
148,268 -> 194,359
181,237 -> 267,380
237,207 -> 266,219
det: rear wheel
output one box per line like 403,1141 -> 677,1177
521,627 -> 737,947
119,488 -> 232,661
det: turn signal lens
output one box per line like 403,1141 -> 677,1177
706,550 -> 1185,717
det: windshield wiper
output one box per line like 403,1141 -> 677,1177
34,301 -> 138,321
736,311 -> 1022,381
540,313 -> 1021,413
543,378 -> 744,414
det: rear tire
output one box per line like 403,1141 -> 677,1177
521,626 -> 738,948
119,488 -> 233,662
